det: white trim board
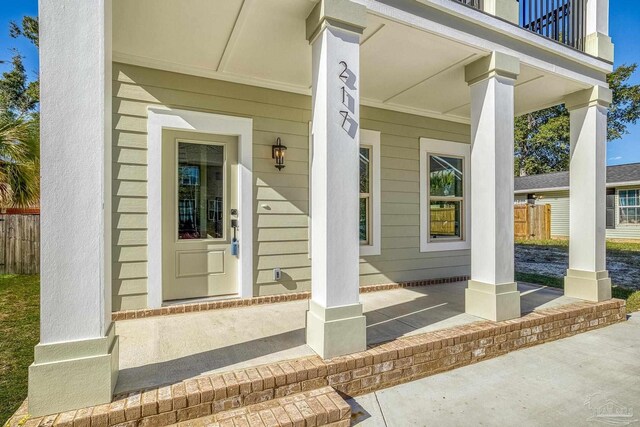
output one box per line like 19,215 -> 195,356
147,108 -> 254,308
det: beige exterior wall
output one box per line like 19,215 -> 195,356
112,63 -> 471,311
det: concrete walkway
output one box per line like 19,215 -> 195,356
114,282 -> 576,393
349,312 -> 640,427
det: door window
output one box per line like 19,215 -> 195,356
177,142 -> 225,240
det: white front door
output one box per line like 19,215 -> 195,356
162,129 -> 239,301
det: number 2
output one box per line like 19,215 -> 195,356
339,61 -> 348,82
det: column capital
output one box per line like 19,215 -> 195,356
564,85 -> 612,111
464,51 -> 520,85
306,0 -> 367,42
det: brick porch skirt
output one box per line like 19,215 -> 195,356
111,276 -> 470,321
7,298 -> 626,427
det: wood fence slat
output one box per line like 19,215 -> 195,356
514,204 -> 551,240
0,214 -> 40,274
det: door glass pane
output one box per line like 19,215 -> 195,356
360,147 -> 370,193
360,197 -> 369,243
430,200 -> 461,239
178,142 -> 224,240
429,155 -> 463,197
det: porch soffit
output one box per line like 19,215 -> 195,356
112,0 -> 605,124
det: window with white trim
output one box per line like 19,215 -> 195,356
359,130 -> 381,256
420,138 -> 470,252
618,189 -> 640,225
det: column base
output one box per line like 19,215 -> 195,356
465,280 -> 521,321
28,324 -> 119,416
584,32 -> 614,62
306,300 -> 366,359
483,0 -> 519,24
564,269 -> 612,302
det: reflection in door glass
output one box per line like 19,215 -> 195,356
178,142 -> 224,239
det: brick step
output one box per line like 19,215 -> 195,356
170,387 -> 350,427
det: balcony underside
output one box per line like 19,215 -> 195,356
112,0 -> 608,124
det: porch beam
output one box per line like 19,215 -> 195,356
306,0 -> 367,359
464,52 -> 522,322
29,0 -> 118,416
564,86 -> 613,302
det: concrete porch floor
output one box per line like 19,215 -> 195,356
115,282 -> 578,394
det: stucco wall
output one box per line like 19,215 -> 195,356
112,62 -> 471,311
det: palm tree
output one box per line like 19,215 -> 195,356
0,114 -> 39,208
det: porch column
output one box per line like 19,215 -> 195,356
464,52 -> 521,322
29,0 -> 118,416
305,0 -> 367,359
482,0 -> 519,24
564,86 -> 613,302
584,0 -> 614,62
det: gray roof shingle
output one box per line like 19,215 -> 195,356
514,163 -> 640,192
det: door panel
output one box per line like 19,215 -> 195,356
162,130 -> 239,301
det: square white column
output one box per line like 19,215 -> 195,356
584,0 -> 614,61
564,86 -> 613,302
464,52 -> 521,322
29,0 -> 118,416
306,0 -> 367,359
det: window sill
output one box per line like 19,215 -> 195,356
420,240 -> 470,253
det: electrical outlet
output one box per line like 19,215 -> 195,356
273,267 -> 282,281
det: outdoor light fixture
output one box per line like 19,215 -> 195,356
272,137 -> 287,171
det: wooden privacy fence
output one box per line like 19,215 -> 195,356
514,204 -> 551,240
0,214 -> 40,274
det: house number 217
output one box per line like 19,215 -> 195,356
338,61 -> 357,137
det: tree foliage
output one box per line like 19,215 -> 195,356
515,64 -> 640,176
0,15 -> 39,207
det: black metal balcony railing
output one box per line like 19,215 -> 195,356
521,0 -> 586,50
451,0 -> 586,51
454,0 -> 483,8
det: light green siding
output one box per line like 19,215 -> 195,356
112,63 -> 471,311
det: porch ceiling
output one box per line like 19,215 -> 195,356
112,0 -> 592,123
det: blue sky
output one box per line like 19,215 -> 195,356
0,0 -> 638,165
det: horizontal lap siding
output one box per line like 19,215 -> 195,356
608,186 -> 640,240
359,108 -> 471,286
536,191 -> 570,238
111,63 -> 470,311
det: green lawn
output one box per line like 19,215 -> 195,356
0,275 -> 39,425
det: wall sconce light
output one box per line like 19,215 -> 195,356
272,137 -> 287,171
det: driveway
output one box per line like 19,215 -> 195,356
349,313 -> 640,426
515,243 -> 640,290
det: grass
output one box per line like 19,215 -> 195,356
515,271 -> 640,313
515,238 -> 640,253
0,275 -> 39,425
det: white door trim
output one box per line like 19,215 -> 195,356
147,107 -> 253,308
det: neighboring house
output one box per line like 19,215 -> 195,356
31,0 -> 615,418
515,163 -> 640,240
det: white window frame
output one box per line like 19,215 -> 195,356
420,138 -> 471,252
360,130 -> 381,256
617,188 -> 640,226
